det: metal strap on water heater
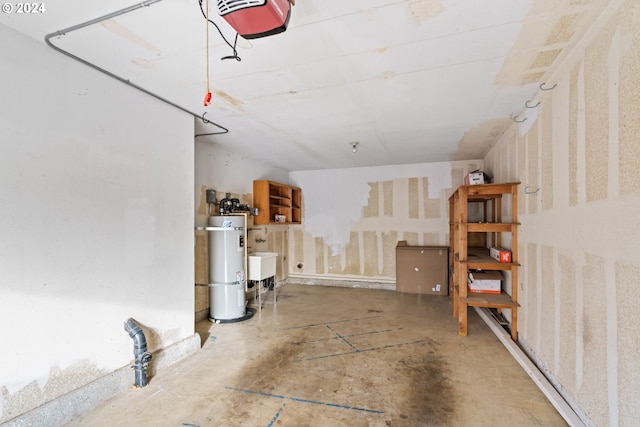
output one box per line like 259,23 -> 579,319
195,226 -> 244,231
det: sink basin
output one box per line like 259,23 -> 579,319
248,252 -> 277,281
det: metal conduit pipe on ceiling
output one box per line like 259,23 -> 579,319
43,0 -> 229,136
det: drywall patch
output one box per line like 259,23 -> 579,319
531,48 -> 563,69
213,89 -> 244,111
362,231 -> 379,276
584,22 -> 612,203
618,1 -> 640,195
526,243 -> 539,343
381,71 -> 396,80
344,231 -> 361,275
363,183 -> 379,218
545,14 -> 578,45
381,231 -> 398,277
450,167 -> 466,189
101,19 -> 162,55
402,232 -> 419,246
455,118 -> 511,160
422,232 -> 439,246
407,0 -> 444,26
294,229 -> 305,273
518,105 -> 539,136
527,118 -> 539,215
558,253 -> 577,391
422,178 -> 441,219
291,162 -> 453,254
314,237 -> 325,274
541,102 -> 554,211
616,261 -> 640,423
198,185 -> 208,216
195,231 -> 208,285
383,180 -> 393,216
580,253 -> 609,426
195,285 -> 208,313
569,65 -> 580,206
408,178 -> 419,219
540,246 -> 555,364
132,58 -> 155,69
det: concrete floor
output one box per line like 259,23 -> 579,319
65,284 -> 567,426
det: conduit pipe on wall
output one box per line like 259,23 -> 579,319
124,318 -> 152,388
43,0 -> 229,136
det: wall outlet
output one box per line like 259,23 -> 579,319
206,189 -> 216,204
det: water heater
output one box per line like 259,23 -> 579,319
208,215 -> 246,321
217,0 -> 291,39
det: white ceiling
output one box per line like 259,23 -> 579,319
1,0 -> 602,171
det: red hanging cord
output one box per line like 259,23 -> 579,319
203,0 -> 212,106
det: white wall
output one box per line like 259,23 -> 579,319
483,1 -> 640,424
288,160 -> 482,283
193,141 -> 290,312
0,24 -> 195,422
194,141 -> 289,228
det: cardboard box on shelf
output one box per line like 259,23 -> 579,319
490,247 -> 512,263
464,169 -> 493,185
467,270 -> 502,294
464,171 -> 484,185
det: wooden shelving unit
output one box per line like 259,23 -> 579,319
253,180 -> 302,225
449,182 -> 520,341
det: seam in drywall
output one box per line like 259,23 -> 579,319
607,28 -> 620,200
576,61 -> 586,206
541,0 -> 627,87
605,258 -> 619,426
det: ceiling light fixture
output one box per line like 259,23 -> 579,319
351,142 -> 359,153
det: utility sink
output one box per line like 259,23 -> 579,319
248,252 -> 277,281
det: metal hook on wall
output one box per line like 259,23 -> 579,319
525,99 -> 541,108
194,111 -> 230,137
540,82 -> 557,91
524,185 -> 540,195
512,114 -> 527,123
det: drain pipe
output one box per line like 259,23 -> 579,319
124,318 -> 152,388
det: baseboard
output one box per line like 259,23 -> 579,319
473,307 -> 588,427
3,333 -> 201,427
284,275 -> 396,291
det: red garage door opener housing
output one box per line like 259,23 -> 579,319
217,0 -> 292,39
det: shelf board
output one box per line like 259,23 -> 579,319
460,292 -> 519,308
466,223 -> 517,232
463,182 -> 521,197
456,247 -> 519,270
269,195 -> 290,201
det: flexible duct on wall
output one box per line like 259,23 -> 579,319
123,318 -> 152,388
43,0 -> 229,136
